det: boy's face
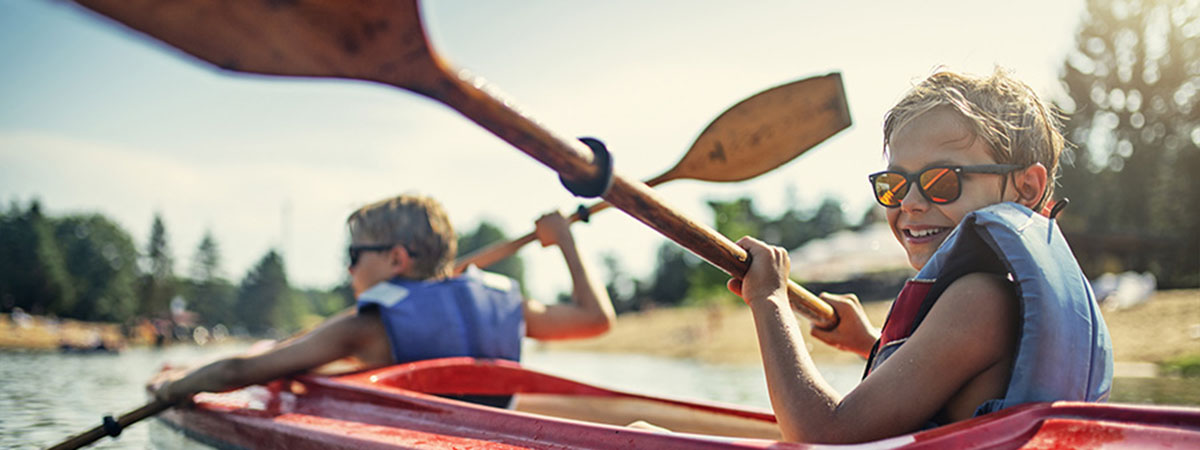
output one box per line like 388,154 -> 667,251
884,108 -> 1013,270
348,239 -> 402,296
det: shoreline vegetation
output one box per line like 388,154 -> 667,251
3,290 -> 1197,374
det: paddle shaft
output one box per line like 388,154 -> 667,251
453,172 -> 673,274
49,400 -> 172,450
404,69 -> 838,329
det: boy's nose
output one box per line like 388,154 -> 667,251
900,185 -> 929,212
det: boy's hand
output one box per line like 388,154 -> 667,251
147,368 -> 194,405
809,292 -> 880,359
726,236 -> 790,306
534,211 -> 574,248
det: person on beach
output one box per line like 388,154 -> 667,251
149,193 -> 614,406
728,69 -> 1113,443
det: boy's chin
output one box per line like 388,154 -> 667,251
907,252 -> 932,271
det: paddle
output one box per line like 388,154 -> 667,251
454,74 -> 850,274
72,0 -> 841,345
58,2 -> 844,446
48,400 -> 171,450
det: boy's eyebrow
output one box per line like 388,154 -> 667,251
886,159 -> 959,172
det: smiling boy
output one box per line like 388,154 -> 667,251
150,194 -> 614,405
729,69 -> 1112,443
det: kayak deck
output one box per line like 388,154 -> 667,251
153,358 -> 1200,449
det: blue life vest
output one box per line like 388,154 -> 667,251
356,265 -> 525,364
865,202 -> 1113,417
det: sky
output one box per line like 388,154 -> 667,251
0,0 -> 1086,302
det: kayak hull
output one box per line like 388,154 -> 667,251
151,357 -> 1200,449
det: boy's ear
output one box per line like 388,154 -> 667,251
389,246 -> 412,276
1014,163 -> 1048,209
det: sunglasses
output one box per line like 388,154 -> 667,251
868,164 -> 1021,208
348,244 -> 398,267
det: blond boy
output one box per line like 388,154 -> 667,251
152,194 -> 614,404
730,69 -> 1112,443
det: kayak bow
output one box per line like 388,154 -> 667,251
150,358 -> 1200,449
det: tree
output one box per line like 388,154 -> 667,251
854,204 -> 887,231
0,201 -> 75,315
1058,0 -> 1199,286
682,198 -> 771,302
761,195 -> 850,249
600,252 -> 641,313
138,213 -> 177,316
52,214 -> 139,322
185,231 -> 236,326
235,249 -> 294,335
809,198 -> 848,239
190,230 -> 222,281
456,220 -> 526,289
707,198 -> 765,243
648,242 -> 691,306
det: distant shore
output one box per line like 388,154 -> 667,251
539,289 -> 1200,372
0,313 -> 128,351
5,290 -> 1197,373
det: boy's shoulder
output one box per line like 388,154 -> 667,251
461,265 -> 520,292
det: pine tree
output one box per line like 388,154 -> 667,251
186,230 -> 235,326
139,213 -> 177,315
0,201 -> 75,315
235,249 -> 293,335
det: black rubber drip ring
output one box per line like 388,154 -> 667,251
560,137 -> 614,198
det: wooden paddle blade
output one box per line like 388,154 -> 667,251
661,73 -> 851,184
74,0 -> 444,91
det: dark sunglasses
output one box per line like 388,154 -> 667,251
348,244 -> 398,267
868,164 -> 1021,208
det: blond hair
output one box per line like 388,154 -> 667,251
347,194 -> 456,280
883,68 -> 1065,209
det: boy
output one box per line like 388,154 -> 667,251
150,194 -> 614,404
728,69 -> 1113,443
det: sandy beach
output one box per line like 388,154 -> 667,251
540,289 -> 1200,371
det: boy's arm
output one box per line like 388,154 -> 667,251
523,211 -> 616,340
733,237 -> 1017,443
809,292 -> 880,359
151,310 -> 390,403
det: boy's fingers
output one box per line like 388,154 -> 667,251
726,278 -> 743,296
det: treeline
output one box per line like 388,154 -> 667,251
1055,0 -> 1199,287
0,201 -> 350,336
0,200 -> 538,336
0,194 -> 868,330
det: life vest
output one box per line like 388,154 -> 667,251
356,265 -> 525,364
864,202 -> 1113,417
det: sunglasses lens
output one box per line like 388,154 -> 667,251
873,172 -> 909,207
919,168 -> 960,204
348,249 -> 360,267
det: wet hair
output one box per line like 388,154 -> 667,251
882,68 -> 1065,210
347,193 -> 455,280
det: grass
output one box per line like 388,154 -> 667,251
1161,354 -> 1200,378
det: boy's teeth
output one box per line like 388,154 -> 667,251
910,228 -> 942,237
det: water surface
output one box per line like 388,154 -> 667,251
2,344 -> 1196,449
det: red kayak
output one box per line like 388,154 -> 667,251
149,357 -> 1200,449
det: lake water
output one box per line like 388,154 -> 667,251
2,343 -> 1197,449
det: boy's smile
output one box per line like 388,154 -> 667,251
884,108 -> 1014,270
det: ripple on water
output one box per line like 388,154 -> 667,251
3,345 -> 1198,449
